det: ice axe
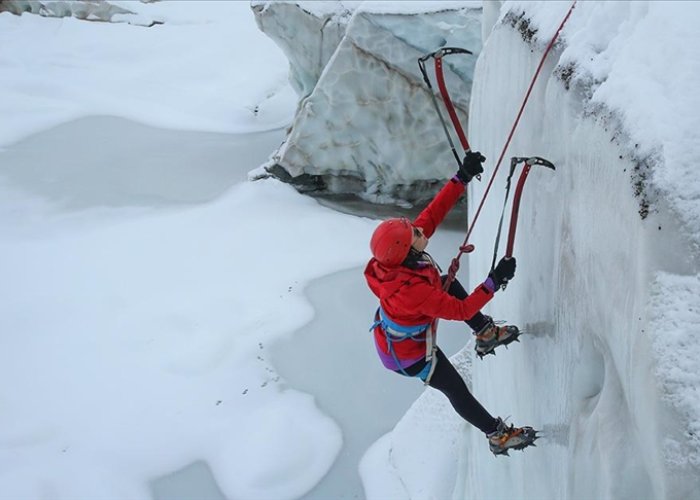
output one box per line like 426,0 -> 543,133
492,156 -> 556,289
418,47 -> 482,292
417,47 -> 476,176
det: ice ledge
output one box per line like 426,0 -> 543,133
0,0 -> 163,27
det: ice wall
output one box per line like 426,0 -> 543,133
467,4 -> 700,498
252,1 -> 483,206
467,33 -> 664,496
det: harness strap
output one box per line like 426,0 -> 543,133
423,323 -> 438,386
385,328 -> 411,377
373,307 -> 430,338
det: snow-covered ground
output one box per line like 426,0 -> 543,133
2,1 -> 700,499
0,2 -> 376,498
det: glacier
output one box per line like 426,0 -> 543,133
1,0 -> 699,498
256,1 -> 700,499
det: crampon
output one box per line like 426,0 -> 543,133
474,321 -> 522,358
488,418 -> 539,456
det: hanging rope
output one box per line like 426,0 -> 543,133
442,0 -> 577,290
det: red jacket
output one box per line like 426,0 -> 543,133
364,179 -> 494,366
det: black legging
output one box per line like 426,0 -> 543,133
395,277 -> 497,434
400,349 -> 497,434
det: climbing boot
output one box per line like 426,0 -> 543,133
487,418 -> 538,456
474,318 -> 520,357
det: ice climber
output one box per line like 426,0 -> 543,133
364,151 -> 538,456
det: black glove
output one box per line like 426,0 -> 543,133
489,256 -> 516,288
456,151 -> 486,183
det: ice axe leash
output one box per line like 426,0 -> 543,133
491,157 -> 556,290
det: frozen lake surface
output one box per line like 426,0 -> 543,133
1,116 -> 285,209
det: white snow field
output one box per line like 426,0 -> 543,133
1,1 -> 699,500
0,2 -> 373,499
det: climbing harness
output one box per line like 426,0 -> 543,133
370,307 -> 438,385
418,1 -> 577,290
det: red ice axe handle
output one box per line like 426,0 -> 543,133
499,157 -> 555,290
435,56 -> 470,152
417,47 -> 474,174
505,163 -> 532,258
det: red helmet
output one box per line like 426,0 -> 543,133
370,218 -> 413,267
